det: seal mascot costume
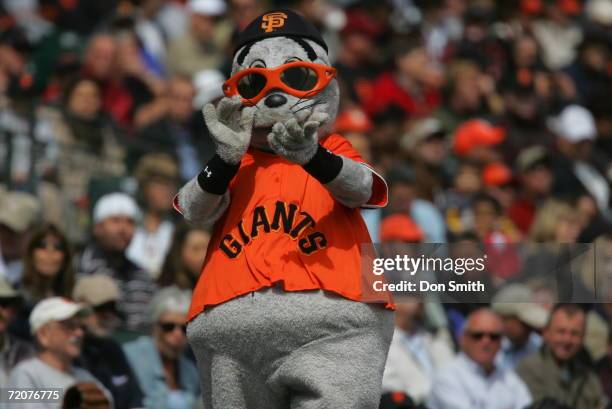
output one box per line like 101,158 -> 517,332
175,9 -> 394,409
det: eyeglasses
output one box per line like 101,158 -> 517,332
223,61 -> 337,106
158,322 -> 187,334
466,331 -> 502,342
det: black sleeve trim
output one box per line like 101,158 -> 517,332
302,145 -> 343,184
197,154 -> 240,194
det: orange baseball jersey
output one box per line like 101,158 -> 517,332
177,133 -> 392,320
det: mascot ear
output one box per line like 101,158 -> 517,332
236,43 -> 253,66
290,37 -> 317,61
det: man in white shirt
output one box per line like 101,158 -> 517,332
428,308 -> 532,409
382,297 -> 454,403
8,297 -> 111,409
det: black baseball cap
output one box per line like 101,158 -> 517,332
233,9 -> 328,56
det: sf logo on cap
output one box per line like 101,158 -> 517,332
261,12 -> 287,32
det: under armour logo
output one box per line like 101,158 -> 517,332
261,12 -> 287,33
203,167 -> 212,178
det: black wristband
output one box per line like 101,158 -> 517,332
197,154 -> 240,194
302,145 -> 343,184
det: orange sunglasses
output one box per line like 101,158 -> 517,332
223,61 -> 337,106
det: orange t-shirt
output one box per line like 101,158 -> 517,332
179,133 -> 391,321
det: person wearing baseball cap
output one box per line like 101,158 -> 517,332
76,193 -> 157,333
380,214 -> 424,244
549,104 -> 610,214
491,284 -> 548,371
166,0 -> 229,76
73,275 -> 145,409
7,297 -> 108,408
508,146 -> 554,235
453,119 -> 506,163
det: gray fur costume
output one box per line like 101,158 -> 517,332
177,10 -> 393,409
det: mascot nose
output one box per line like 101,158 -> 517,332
264,94 -> 287,108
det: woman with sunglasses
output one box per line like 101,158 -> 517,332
10,224 -> 76,339
123,286 -> 200,409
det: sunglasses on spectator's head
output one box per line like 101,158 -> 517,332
158,322 -> 187,334
223,61 -> 336,106
466,331 -> 502,342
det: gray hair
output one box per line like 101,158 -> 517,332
149,286 -> 191,322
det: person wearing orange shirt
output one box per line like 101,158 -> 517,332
174,9 -> 394,409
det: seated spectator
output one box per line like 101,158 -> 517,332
491,284 -> 548,370
77,193 -> 157,332
38,76 -> 127,244
123,286 -> 200,409
471,193 -> 522,281
11,223 -> 76,339
382,296 -> 454,404
8,297 -> 109,409
166,0 -> 229,76
385,165 -> 447,244
434,60 -> 500,133
364,33 -> 442,119
428,308 -> 532,409
549,105 -> 610,216
158,223 -> 211,290
127,153 -> 180,278
334,10 -> 385,106
0,191 -> 41,286
532,0 -> 583,70
436,160 -> 482,236
73,275 -> 144,409
0,276 -> 34,388
517,303 -> 608,409
401,117 -> 450,202
508,147 -> 554,235
81,32 -> 157,128
132,75 -> 215,180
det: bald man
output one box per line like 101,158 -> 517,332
428,308 -> 532,409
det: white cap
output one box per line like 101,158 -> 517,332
29,297 -> 87,334
492,284 -> 549,329
548,105 -> 597,143
93,193 -> 141,224
187,0 -> 227,16
586,0 -> 612,25
193,69 -> 225,108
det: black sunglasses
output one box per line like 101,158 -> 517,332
33,240 -> 65,252
158,322 -> 187,334
466,331 -> 502,342
0,298 -> 19,308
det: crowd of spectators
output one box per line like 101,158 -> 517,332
0,0 -> 611,408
